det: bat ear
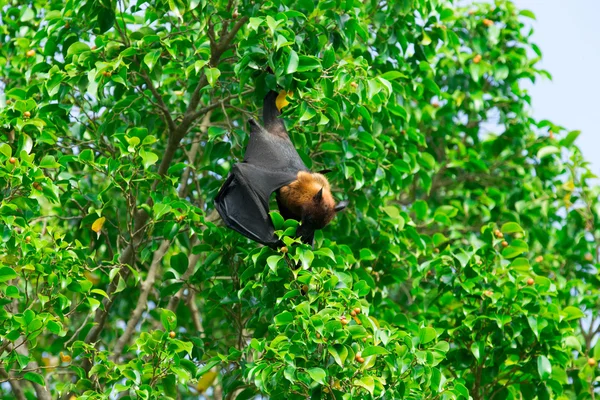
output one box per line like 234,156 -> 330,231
335,200 -> 349,212
313,187 -> 323,202
317,169 -> 333,175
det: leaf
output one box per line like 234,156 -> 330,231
362,346 -> 389,356
286,50 -> 299,74
419,327 -> 437,344
276,90 -> 290,111
23,372 -> 45,386
66,42 -> 90,57
140,150 -> 158,169
91,217 -> 106,233
562,306 -> 584,321
248,17 -> 263,31
307,367 -> 326,384
266,255 -> 282,272
519,9 -> 536,19
274,311 -> 294,325
537,146 -> 560,159
39,155 -> 61,169
0,267 -> 17,283
0,143 -> 11,158
501,222 -> 523,234
354,376 -> 374,395
537,355 -> 551,380
561,130 -> 580,147
297,55 -> 321,72
143,50 -> 161,70
380,71 -> 406,80
205,68 -> 221,87
160,308 -> 177,331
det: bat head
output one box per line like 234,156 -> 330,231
302,186 -> 348,231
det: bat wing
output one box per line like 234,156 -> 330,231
215,163 -> 297,247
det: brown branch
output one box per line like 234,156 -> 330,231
140,70 -> 177,135
11,339 -> 51,400
80,12 -> 249,376
112,240 -> 170,361
188,88 -> 253,122
0,368 -> 26,400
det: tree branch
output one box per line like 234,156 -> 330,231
112,240 -> 170,361
0,368 -> 26,400
140,70 -> 177,135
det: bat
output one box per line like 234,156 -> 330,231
214,90 -> 348,247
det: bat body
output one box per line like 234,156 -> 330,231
215,90 -> 347,247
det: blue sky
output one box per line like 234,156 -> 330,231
515,0 -> 600,173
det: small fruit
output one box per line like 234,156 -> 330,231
527,278 -> 534,286
353,307 -> 361,314
350,82 -> 358,88
484,290 -> 493,297
9,157 -> 16,164
501,241 -> 508,247
588,357 -> 597,367
432,101 -> 439,108
33,182 -> 42,190
355,353 -> 362,361
301,284 -> 309,295
341,318 -> 349,326
103,71 -> 112,77
176,215 -> 185,222
316,333 -> 321,339
434,248 -> 440,253
280,246 -> 288,254
232,8 -> 239,18
25,236 -> 31,243
483,19 -> 493,27
350,310 -> 356,317
358,356 -> 365,363
362,337 -> 367,342
535,255 -> 543,263
26,49 -> 35,57
169,331 -> 176,338
23,111 -> 31,118
585,253 -> 593,262
476,260 -> 482,265
473,54 -> 482,63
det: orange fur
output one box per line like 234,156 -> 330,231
278,171 -> 337,228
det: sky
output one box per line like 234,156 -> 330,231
514,0 -> 600,174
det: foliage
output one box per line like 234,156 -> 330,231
0,0 -> 599,399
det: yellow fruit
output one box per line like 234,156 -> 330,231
483,19 -> 493,27
473,54 -> 482,63
275,90 -> 291,111
588,358 -> 597,367
169,331 -> 176,338
23,111 -> 31,118
9,157 -> 16,164
26,49 -> 35,57
527,278 -> 534,286
535,255 -> 543,263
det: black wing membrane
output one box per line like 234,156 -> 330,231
215,91 -> 308,246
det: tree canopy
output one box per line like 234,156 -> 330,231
1,0 -> 599,399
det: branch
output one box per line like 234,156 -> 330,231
188,88 -> 254,122
112,240 -> 170,361
0,368 -> 26,400
140,70 -> 177,135
11,339 -> 51,400
80,12 -> 249,376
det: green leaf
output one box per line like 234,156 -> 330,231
501,222 -> 523,234
266,255 -> 282,272
561,130 -> 580,147
297,55 -> 322,72
519,9 -> 536,19
274,311 -> 294,325
140,150 -> 158,169
419,327 -> 437,344
380,71 -> 406,80
286,50 -> 299,74
23,372 -> 45,386
562,306 -> 584,321
205,68 -> 221,87
66,42 -> 91,57
537,146 -> 560,159
307,367 -> 326,384
362,346 -> 389,356
39,155 -> 61,169
0,143 -> 11,158
537,355 -> 551,380
0,267 -> 17,283
144,50 -> 161,70
354,376 -> 374,395
160,308 -> 177,331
